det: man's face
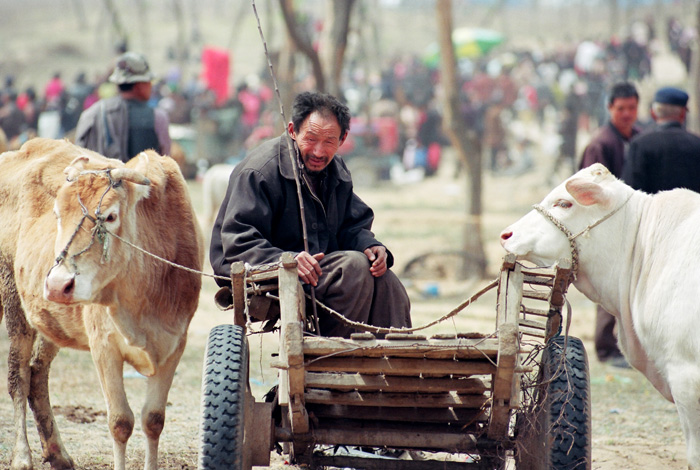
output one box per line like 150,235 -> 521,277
608,96 -> 639,136
288,111 -> 347,173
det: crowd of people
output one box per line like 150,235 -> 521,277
0,15 -> 687,182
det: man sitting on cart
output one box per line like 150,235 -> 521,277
210,91 -> 411,338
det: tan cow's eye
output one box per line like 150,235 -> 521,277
105,213 -> 117,223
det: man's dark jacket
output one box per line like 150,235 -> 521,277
579,121 -> 639,177
210,134 -> 389,287
622,121 -> 700,194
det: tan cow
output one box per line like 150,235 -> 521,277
0,138 -> 203,470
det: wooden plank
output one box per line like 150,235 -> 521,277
302,336 -> 500,360
522,306 -> 549,317
304,372 -> 489,393
488,323 -> 519,439
278,252 -> 308,434
546,258 -> 572,341
519,318 -> 546,330
310,422 -> 490,453
305,389 -> 489,409
489,260 -> 523,440
231,261 -> 246,329
522,289 -> 549,301
304,356 -> 497,376
306,403 -> 488,425
522,273 -> 554,286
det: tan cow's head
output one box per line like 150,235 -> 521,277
44,153 -> 152,304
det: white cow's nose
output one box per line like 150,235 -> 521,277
500,230 -> 513,245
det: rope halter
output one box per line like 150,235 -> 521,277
532,192 -> 633,279
53,169 -> 121,272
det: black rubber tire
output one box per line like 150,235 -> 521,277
517,335 -> 592,470
198,324 -> 249,470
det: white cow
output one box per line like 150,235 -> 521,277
500,163 -> 700,469
200,163 -> 235,243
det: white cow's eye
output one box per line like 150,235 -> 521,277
555,199 -> 573,209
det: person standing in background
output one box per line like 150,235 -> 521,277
623,86 -> 700,194
579,81 -> 640,368
75,52 -> 170,162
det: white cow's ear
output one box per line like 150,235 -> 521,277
566,179 -> 607,206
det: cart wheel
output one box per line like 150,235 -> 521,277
517,335 -> 591,470
199,324 -> 251,470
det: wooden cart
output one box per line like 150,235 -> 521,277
198,253 -> 592,469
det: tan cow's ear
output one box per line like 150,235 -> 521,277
64,156 -> 90,181
566,179 -> 607,207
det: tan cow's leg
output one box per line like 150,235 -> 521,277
7,324 -> 34,470
3,266 -> 38,470
28,336 -> 74,469
140,338 -> 187,470
91,345 -> 133,470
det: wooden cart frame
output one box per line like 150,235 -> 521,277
199,253 -> 591,470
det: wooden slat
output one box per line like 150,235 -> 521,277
306,403 -> 488,425
303,336 -> 499,360
305,389 -> 489,409
310,421 -> 490,453
519,318 -> 546,330
519,325 -> 546,338
304,372 -> 489,393
489,259 -> 523,440
546,258 -> 573,341
278,253 -> 308,434
522,273 -> 554,286
231,261 -> 246,329
522,306 -> 549,317
522,289 -> 549,301
305,356 -> 497,376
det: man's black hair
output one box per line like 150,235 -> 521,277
608,82 -> 639,106
291,91 -> 351,138
118,83 -> 136,92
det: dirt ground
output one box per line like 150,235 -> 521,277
0,113 -> 690,469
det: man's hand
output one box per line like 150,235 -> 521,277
295,252 -> 324,286
364,245 -> 388,277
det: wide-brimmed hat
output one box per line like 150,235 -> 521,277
109,52 -> 154,84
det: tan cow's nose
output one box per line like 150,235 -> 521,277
44,271 -> 76,304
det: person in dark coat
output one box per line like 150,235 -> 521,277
622,87 -> 700,194
210,91 -> 411,338
75,52 -> 170,163
579,81 -> 641,369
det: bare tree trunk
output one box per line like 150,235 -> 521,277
71,0 -> 87,29
319,0 -> 356,97
436,0 -> 487,278
609,0 -> 619,38
135,0 -> 150,54
102,0 -> 128,51
278,0 -> 326,92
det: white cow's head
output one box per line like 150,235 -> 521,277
500,163 -> 632,268
44,153 -> 151,304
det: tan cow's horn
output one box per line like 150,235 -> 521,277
110,168 -> 151,186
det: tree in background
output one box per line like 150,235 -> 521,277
436,0 -> 487,278
277,0 -> 356,102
